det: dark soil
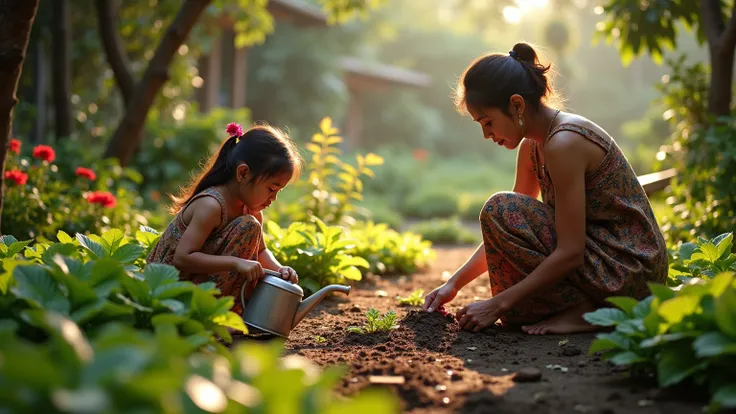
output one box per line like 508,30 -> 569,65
241,246 -> 709,413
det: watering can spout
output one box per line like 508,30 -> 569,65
292,284 -> 351,328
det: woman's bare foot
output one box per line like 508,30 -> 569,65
521,300 -> 599,335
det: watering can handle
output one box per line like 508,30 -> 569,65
239,269 -> 282,313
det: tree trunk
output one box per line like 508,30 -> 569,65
708,46 -> 735,116
103,0 -> 211,167
95,0 -> 135,108
52,0 -> 72,141
0,0 -> 40,233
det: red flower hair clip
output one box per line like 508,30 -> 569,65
226,123 -> 244,143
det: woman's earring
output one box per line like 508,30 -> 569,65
519,116 -> 525,135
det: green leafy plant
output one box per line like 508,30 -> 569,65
297,117 -> 384,225
348,308 -> 399,334
668,233 -> 736,286
264,217 -> 369,295
0,314 -> 399,413
583,232 -> 736,411
346,221 -> 434,275
2,142 -> 154,239
1,228 -> 244,347
397,289 -> 424,307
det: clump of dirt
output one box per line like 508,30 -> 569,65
342,331 -> 391,346
401,310 -> 459,351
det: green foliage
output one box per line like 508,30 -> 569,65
397,289 -> 424,307
2,144 -> 153,239
296,117 -> 384,225
668,233 -> 736,286
656,58 -> 736,243
0,322 -> 396,413
458,192 -> 490,221
1,228 -> 248,346
0,229 -> 399,412
408,217 -> 479,245
584,233 -> 736,411
346,221 -> 434,275
348,308 -> 398,334
595,0 -> 703,65
264,218 -> 369,296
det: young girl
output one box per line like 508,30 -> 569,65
147,122 -> 303,314
423,43 -> 668,335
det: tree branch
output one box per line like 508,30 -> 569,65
103,0 -> 211,166
722,2 -> 736,51
701,0 -> 725,47
95,0 -> 135,108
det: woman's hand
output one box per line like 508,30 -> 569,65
278,266 -> 299,284
456,298 -> 508,332
422,282 -> 459,313
233,259 -> 265,284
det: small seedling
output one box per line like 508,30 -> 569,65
315,335 -> 327,343
397,289 -> 424,306
348,308 -> 399,334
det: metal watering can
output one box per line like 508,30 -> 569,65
240,269 -> 351,338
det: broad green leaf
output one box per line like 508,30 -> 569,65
714,233 -> 734,260
616,319 -> 646,335
89,259 -> 125,294
326,389 -> 399,414
657,343 -> 705,387
0,235 -> 18,245
6,240 -> 31,257
338,255 -> 370,269
76,234 -> 108,259
606,297 -> 639,316
70,299 -> 110,325
135,230 -> 159,247
589,333 -> 629,354
583,307 -> 630,326
640,332 -> 688,348
213,311 -> 248,334
679,242 -> 697,261
693,331 -> 736,357
633,296 -> 655,318
610,351 -> 647,365
41,243 -> 78,265
57,231 -> 75,244
100,229 -> 126,254
120,276 -> 152,306
710,272 -> 735,298
154,281 -> 194,299
659,294 -> 701,325
715,286 -> 736,338
712,384 -> 736,408
111,243 -> 146,264
159,299 -> 186,314
81,347 -> 150,386
341,266 -> 363,281
648,283 -> 676,302
152,313 -> 189,326
0,259 -> 30,294
12,266 -> 70,314
0,337 -> 64,388
143,264 -> 180,291
692,243 -> 720,263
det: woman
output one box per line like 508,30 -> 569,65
422,42 -> 667,335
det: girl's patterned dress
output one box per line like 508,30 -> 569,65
147,187 -> 261,314
481,123 -> 668,325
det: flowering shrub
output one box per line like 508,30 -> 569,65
2,139 -> 153,239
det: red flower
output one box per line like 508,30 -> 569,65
32,145 -> 56,163
75,167 -> 96,181
226,122 -> 243,137
8,139 -> 21,154
85,191 -> 117,208
4,169 -> 28,185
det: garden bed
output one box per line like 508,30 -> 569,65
268,246 -> 707,413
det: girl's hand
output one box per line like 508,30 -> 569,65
456,298 -> 508,332
278,266 -> 299,284
233,259 -> 265,284
422,282 -> 459,313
